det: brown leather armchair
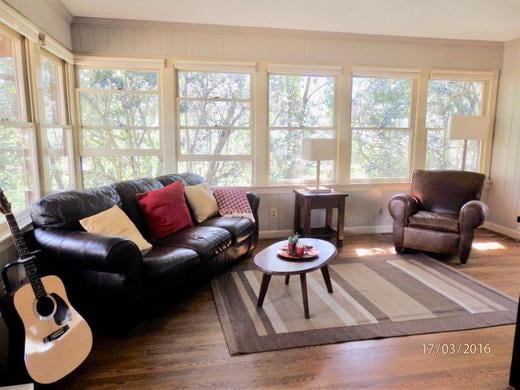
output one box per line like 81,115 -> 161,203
388,170 -> 488,264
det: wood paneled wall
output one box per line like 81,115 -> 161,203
4,0 -> 73,48
486,39 -> 520,239
70,17 -> 504,70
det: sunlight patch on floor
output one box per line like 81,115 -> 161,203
472,241 -> 506,251
355,247 -> 396,256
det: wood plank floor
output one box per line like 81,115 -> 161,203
54,229 -> 519,389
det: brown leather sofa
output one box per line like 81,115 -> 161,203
30,173 -> 259,332
388,170 -> 488,264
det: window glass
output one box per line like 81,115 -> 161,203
177,71 -> 252,185
268,74 -> 335,183
78,67 -> 162,186
425,79 -> 484,171
350,76 -> 413,180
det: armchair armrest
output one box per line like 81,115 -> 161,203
388,193 -> 420,224
459,200 -> 488,231
33,228 -> 144,274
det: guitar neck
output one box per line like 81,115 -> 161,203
5,213 -> 30,258
4,213 -> 47,299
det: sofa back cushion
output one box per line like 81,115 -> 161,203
111,178 -> 163,238
31,186 -> 121,229
410,169 -> 485,215
155,172 -> 205,187
136,181 -> 193,240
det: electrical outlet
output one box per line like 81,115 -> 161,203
270,208 -> 278,220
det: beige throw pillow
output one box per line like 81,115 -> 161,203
79,205 -> 152,251
184,183 -> 219,223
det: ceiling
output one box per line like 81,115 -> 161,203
60,0 -> 520,42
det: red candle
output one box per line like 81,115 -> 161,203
295,244 -> 305,257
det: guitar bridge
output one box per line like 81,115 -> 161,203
43,325 -> 70,343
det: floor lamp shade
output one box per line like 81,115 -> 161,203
447,115 -> 489,140
447,115 -> 489,171
302,138 -> 336,192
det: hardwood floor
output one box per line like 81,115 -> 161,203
55,229 -> 519,389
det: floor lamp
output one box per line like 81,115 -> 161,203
302,138 -> 336,193
447,115 -> 489,171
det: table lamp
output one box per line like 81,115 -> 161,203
302,138 -> 336,193
447,115 -> 489,171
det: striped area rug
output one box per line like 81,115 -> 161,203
211,253 -> 517,355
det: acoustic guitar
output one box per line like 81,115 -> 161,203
0,189 -> 93,384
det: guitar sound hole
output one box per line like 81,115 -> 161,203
36,296 -> 56,317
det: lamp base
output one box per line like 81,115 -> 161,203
304,186 -> 332,193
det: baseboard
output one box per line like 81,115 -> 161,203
344,225 -> 393,234
482,221 -> 520,240
259,225 -> 392,239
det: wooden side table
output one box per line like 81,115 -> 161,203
293,189 -> 348,247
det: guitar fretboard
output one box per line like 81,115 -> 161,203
5,213 -> 47,299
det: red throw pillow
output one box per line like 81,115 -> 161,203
136,181 -> 193,240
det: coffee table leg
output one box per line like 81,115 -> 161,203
321,265 -> 333,293
300,274 -> 310,319
285,275 -> 290,285
257,274 -> 271,307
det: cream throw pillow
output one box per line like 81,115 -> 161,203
79,205 -> 152,251
184,183 -> 219,223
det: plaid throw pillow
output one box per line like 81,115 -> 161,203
213,188 -> 255,222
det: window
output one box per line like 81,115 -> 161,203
176,70 -> 252,186
350,75 -> 414,181
77,67 -> 162,187
38,52 -> 73,192
0,27 -> 37,220
425,78 -> 485,171
269,74 -> 335,183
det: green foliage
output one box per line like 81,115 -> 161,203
268,74 -> 335,182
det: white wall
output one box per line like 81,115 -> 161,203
4,0 -> 73,48
70,17 -> 506,237
486,39 -> 520,239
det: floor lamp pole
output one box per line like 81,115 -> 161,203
461,139 -> 468,171
316,160 -> 321,190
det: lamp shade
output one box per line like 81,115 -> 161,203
447,115 -> 489,140
301,138 -> 336,161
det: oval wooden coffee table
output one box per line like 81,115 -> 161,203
253,238 -> 337,319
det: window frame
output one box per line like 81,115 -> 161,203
267,66 -> 340,185
0,24 -> 40,223
74,59 -> 165,187
37,49 -> 75,193
174,64 -> 255,186
348,69 -> 420,183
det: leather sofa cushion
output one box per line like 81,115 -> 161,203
111,178 -> 163,238
31,185 -> 121,229
199,217 -> 255,243
408,211 -> 459,233
157,226 -> 232,259
143,246 -> 201,285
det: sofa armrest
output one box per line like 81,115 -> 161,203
33,228 -> 144,274
388,193 -> 420,224
246,192 -> 260,227
459,200 -> 488,231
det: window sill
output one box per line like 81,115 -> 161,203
216,181 -> 410,194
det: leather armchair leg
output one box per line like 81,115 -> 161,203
459,231 -> 474,264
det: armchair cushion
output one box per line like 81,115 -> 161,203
408,211 -> 459,233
